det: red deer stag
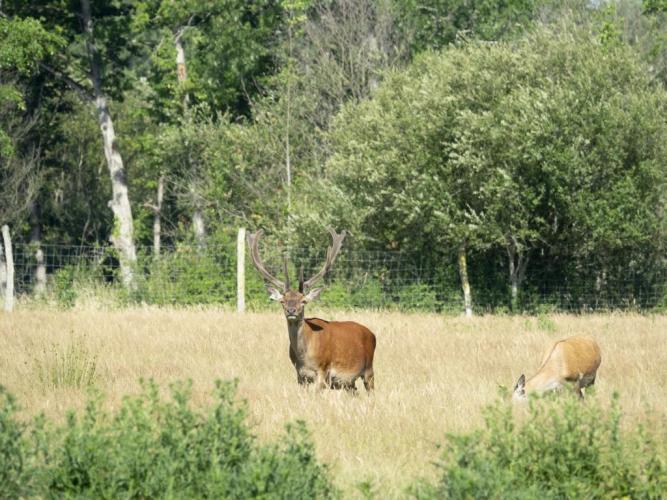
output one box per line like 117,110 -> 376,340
247,228 -> 376,392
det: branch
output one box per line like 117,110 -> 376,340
37,61 -> 94,102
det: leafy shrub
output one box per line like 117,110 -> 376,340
0,380 -> 337,498
51,266 -> 78,308
34,336 -> 98,390
320,281 -> 353,309
141,248 -> 234,305
411,394 -> 667,499
397,283 -> 438,312
352,278 -> 385,309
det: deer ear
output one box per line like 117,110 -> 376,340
267,287 -> 283,301
514,374 -> 526,392
303,287 -> 322,303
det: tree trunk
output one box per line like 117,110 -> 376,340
175,29 -> 206,248
458,244 -> 473,317
81,0 -> 137,289
30,201 -> 47,296
0,242 -> 6,306
2,225 -> 14,312
175,30 -> 190,109
506,237 -> 529,312
153,174 -> 164,258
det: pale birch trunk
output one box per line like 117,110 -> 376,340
81,0 -> 137,289
0,242 -> 6,305
458,244 -> 473,317
506,237 -> 529,311
175,30 -> 206,248
2,225 -> 14,312
153,175 -> 164,258
30,201 -> 47,296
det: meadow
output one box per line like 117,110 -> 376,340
1,308 -> 666,497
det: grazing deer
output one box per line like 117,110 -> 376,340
513,336 -> 601,401
247,228 -> 376,392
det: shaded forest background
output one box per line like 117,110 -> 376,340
1,0 -> 667,312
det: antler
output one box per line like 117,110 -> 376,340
246,230 -> 286,291
303,228 -> 346,290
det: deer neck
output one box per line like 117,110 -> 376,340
525,370 -> 560,394
286,315 -> 309,360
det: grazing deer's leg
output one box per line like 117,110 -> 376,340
363,368 -> 374,393
316,370 -> 328,390
574,374 -> 585,399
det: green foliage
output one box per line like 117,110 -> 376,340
536,314 -> 557,333
33,336 -> 98,391
352,278 -> 385,309
412,394 -> 667,499
397,283 -> 439,312
320,281 -> 354,309
140,246 -> 234,305
328,22 -> 667,310
52,267 -> 78,308
0,380 -> 338,498
392,0 -> 543,52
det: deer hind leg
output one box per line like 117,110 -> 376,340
363,368 -> 374,393
574,373 -> 597,399
578,373 -> 597,398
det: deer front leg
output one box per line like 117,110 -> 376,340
316,370 -> 328,390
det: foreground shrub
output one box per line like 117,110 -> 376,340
0,381 -> 337,499
412,394 -> 667,499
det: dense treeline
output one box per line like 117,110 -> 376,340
1,0 -> 666,310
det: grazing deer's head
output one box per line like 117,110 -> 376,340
247,228 -> 346,322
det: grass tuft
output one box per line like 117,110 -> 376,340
34,335 -> 98,390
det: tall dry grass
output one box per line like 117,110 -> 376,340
1,308 -> 665,497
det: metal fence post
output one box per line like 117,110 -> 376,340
237,227 -> 246,313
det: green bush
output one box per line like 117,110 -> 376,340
352,278 -> 385,309
141,248 -> 234,305
0,381 -> 337,499
51,266 -> 79,308
411,394 -> 667,499
320,281 -> 353,309
397,283 -> 438,312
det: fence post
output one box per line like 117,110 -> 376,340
2,225 -> 14,312
237,227 -> 246,313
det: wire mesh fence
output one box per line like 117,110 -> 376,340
6,241 -> 667,313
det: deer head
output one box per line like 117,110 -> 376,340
247,228 -> 346,321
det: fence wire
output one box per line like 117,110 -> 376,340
6,242 -> 667,312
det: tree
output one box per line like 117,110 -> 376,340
327,23 -> 667,311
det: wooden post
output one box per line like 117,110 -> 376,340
2,225 -> 14,312
237,227 -> 246,313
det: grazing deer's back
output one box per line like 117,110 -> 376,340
557,336 -> 601,376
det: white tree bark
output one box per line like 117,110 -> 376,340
2,225 -> 14,312
0,242 -> 6,306
507,237 -> 529,311
175,29 -> 206,248
81,0 -> 137,289
153,174 -> 164,258
458,244 -> 473,317
237,227 -> 246,313
30,202 -> 47,296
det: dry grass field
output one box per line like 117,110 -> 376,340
1,308 -> 666,497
